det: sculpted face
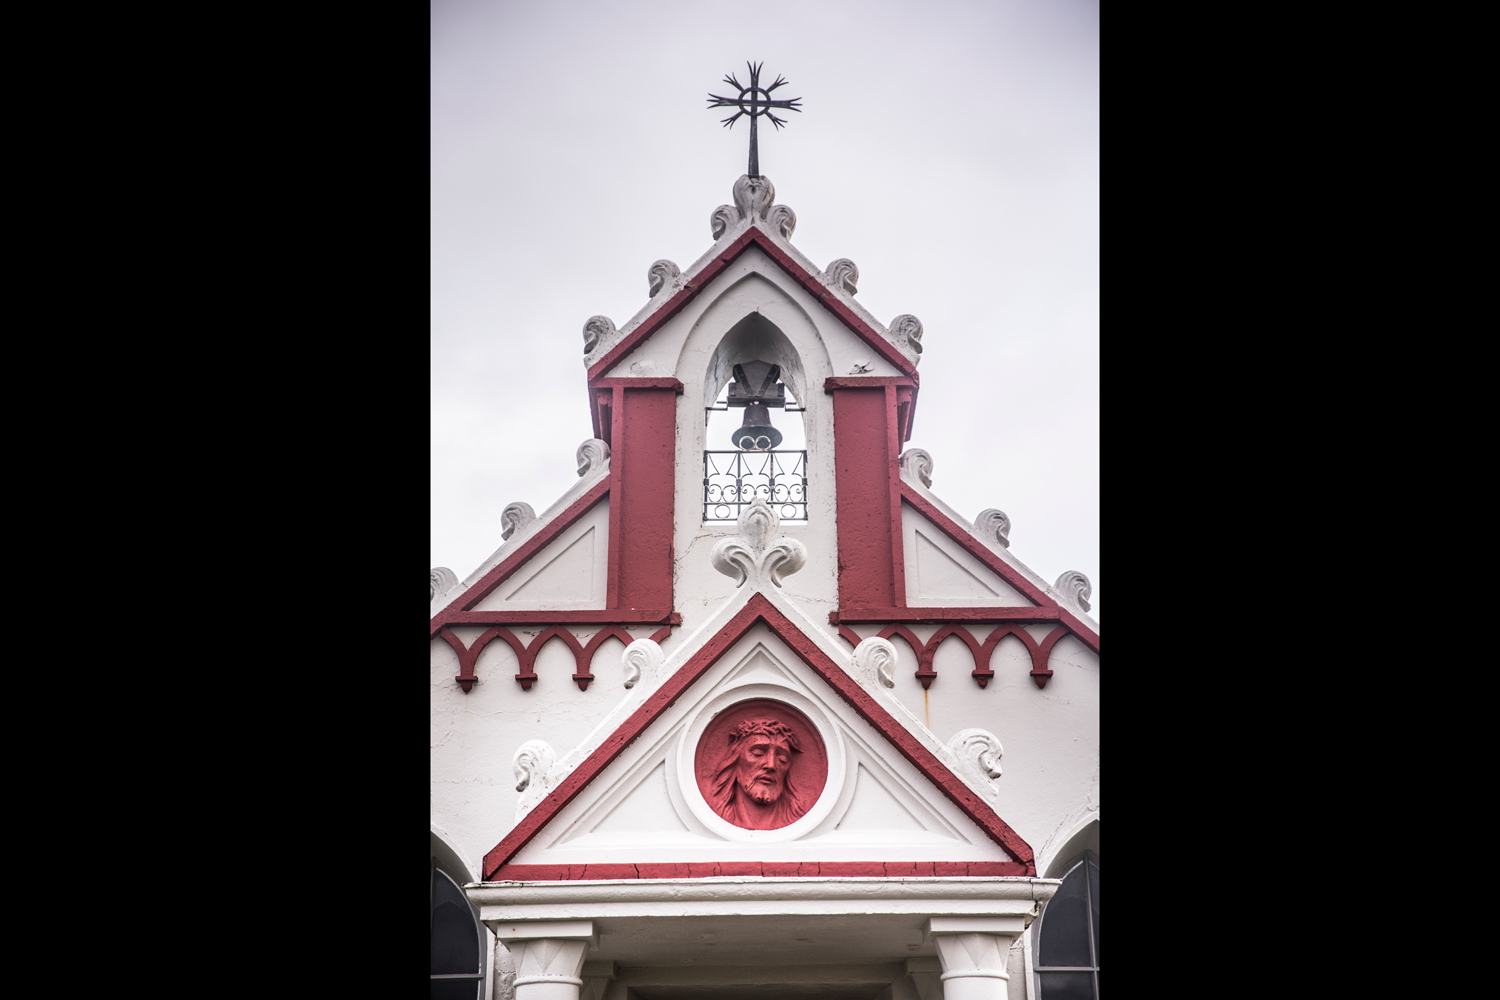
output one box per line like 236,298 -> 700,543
734,734 -> 794,805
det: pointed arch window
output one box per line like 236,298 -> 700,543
1034,852 -> 1099,999
431,863 -> 485,999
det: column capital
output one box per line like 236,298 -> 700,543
486,919 -> 595,943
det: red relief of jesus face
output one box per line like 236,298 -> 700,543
735,734 -> 794,805
697,702 -> 826,831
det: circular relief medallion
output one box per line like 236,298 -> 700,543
693,699 -> 828,830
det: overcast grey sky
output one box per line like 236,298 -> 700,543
432,0 -> 1099,619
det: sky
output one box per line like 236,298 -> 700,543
432,0 -> 1099,620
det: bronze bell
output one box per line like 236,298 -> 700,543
727,361 -> 786,450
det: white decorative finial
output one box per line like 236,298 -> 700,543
430,567 -> 458,601
889,314 -> 923,357
1055,571 -> 1092,613
512,740 -> 556,820
976,509 -> 1011,548
621,638 -> 664,689
576,438 -> 611,477
647,260 -> 680,297
826,258 -> 859,295
853,636 -> 897,689
767,204 -> 796,238
501,502 -> 536,541
582,315 -> 615,353
945,729 -> 1004,796
710,495 -> 807,588
900,448 -> 933,488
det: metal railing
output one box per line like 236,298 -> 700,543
703,450 -> 807,521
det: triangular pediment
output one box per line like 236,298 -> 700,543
470,499 -> 609,610
484,594 -> 1034,880
902,502 -> 1037,608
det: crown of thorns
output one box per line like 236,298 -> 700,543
727,718 -> 801,752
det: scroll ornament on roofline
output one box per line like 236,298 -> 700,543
648,259 -> 680,297
853,636 -> 897,690
582,315 -> 615,354
512,739 -> 556,820
430,567 -> 458,601
576,438 -> 611,477
1055,570 -> 1092,614
826,258 -> 858,296
900,448 -> 933,488
621,638 -> 664,690
943,728 -> 1004,798
710,175 -> 796,239
710,495 -> 807,588
501,502 -> 536,541
888,313 -> 923,360
976,508 -> 1011,548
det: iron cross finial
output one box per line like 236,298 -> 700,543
707,62 -> 803,179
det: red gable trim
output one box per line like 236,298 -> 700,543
898,483 -> 1100,654
490,861 -> 1030,881
586,226 -> 919,382
429,478 -> 610,640
482,593 -> 1035,880
587,377 -> 684,392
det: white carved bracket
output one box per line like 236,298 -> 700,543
1055,570 -> 1092,613
710,496 -> 807,589
512,739 -> 557,820
711,175 -> 796,239
889,313 -> 924,358
501,502 -> 536,541
582,315 -> 615,354
826,258 -> 859,295
647,259 -> 680,297
576,438 -> 611,477
853,636 -> 897,690
900,448 -> 933,488
430,567 -> 457,601
942,728 -> 1004,799
976,508 -> 1011,548
621,638 -> 664,690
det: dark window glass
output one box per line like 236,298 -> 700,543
1035,856 -> 1099,1000
1038,864 -> 1092,968
430,867 -> 482,1000
1039,971 -> 1096,1000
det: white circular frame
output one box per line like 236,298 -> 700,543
672,679 -> 846,843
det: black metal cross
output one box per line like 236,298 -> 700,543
707,62 -> 803,179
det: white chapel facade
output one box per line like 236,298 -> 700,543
431,172 -> 1100,1000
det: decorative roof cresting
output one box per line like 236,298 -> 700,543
1055,570 -> 1092,614
976,508 -> 1011,549
576,438 -> 611,477
900,448 -> 934,488
501,502 -> 536,541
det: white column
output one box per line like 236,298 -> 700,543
924,916 -> 1028,1000
580,960 -> 617,1000
487,920 -> 595,1000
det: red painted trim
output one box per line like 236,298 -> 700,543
822,376 -> 919,391
836,625 -> 863,649
429,479 -> 612,640
440,623 -> 660,693
830,387 -> 900,608
439,610 -> 679,626
587,226 -> 919,382
606,386 -> 626,608
886,385 -> 907,604
863,622 -> 1073,690
588,377 -> 684,392
612,386 -> 677,611
649,625 -> 673,644
488,860 -> 1030,881
834,608 -> 1064,624
876,624 -> 937,689
898,483 -> 1100,654
482,594 -> 1035,879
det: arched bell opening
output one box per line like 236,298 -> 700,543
703,312 -> 808,522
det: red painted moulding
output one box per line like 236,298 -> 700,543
828,386 -> 902,609
488,860 -> 1030,881
840,621 -> 1069,691
440,610 -> 679,627
609,385 -> 676,612
440,624 -> 662,693
482,593 -> 1035,880
429,478 -> 611,640
586,226 -> 919,384
898,482 -> 1100,655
